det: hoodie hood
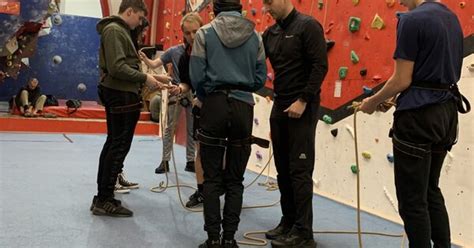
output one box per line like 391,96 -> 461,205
97,16 -> 130,35
211,12 -> 255,48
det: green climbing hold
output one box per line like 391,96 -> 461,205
351,165 -> 359,174
351,50 -> 360,64
322,114 -> 333,124
339,67 -> 348,80
348,17 -> 361,33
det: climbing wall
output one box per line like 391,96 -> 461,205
242,1 -> 473,247
152,0 -> 472,121
0,14 -> 101,101
249,53 -> 474,247
147,0 -> 473,246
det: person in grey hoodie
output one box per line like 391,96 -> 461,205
190,0 -> 267,247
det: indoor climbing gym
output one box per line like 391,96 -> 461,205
0,0 -> 472,247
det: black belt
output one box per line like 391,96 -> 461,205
411,82 -> 470,114
196,130 -> 270,148
213,84 -> 253,93
110,102 -> 142,114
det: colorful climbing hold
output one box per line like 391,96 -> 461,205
371,14 -> 385,30
242,10 -> 247,17
251,8 -> 257,16
326,40 -> 335,51
350,50 -> 360,64
364,32 -> 371,40
348,17 -> 361,33
386,0 -> 396,8
318,0 -> 324,9
256,150 -> 263,161
254,118 -> 259,126
338,67 -> 348,80
360,68 -> 368,77
331,128 -> 338,137
387,153 -> 394,163
459,2 -> 466,8
363,86 -> 373,95
351,165 -> 359,174
362,151 -> 372,159
322,115 -> 333,124
165,22 -> 171,30
373,75 -> 382,82
352,0 -> 360,6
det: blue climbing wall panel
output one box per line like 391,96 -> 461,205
0,14 -> 100,101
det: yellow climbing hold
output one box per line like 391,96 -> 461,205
371,14 -> 385,30
352,0 -> 360,6
362,151 -> 372,159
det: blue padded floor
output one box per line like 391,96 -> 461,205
0,133 -> 459,248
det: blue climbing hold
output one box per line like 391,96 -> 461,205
387,153 -> 394,163
363,86 -> 373,95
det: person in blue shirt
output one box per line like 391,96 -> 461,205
140,13 -> 203,175
190,0 -> 266,247
359,1 -> 468,247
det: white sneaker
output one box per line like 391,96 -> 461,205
118,173 -> 139,189
114,179 -> 130,194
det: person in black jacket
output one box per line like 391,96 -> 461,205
262,0 -> 328,247
15,77 -> 47,117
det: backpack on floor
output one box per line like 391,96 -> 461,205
66,99 -> 81,114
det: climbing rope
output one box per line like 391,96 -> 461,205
150,99 -> 280,213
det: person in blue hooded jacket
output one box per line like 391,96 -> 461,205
190,0 -> 267,247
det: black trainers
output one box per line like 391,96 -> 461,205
185,161 -> 195,172
186,190 -> 204,208
118,173 -> 139,189
155,161 -> 169,174
270,228 -> 316,248
222,239 -> 239,248
90,195 -> 121,211
198,239 -> 221,248
265,218 -> 292,240
90,195 -> 98,211
92,197 -> 133,217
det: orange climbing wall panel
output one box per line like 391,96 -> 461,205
153,0 -> 472,112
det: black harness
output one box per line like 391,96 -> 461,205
411,82 -> 471,114
196,130 -> 269,148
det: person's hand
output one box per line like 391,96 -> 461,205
168,85 -> 182,96
358,97 -> 378,114
193,98 -> 202,108
153,74 -> 172,84
138,51 -> 150,64
359,96 -> 396,114
0,71 -> 5,82
145,74 -> 162,90
284,99 -> 307,118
